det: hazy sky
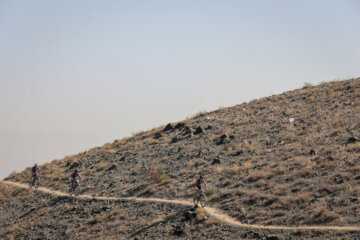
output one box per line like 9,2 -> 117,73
0,0 -> 359,178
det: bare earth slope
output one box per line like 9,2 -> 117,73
3,78 -> 360,239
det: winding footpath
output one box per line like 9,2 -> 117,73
1,180 -> 360,232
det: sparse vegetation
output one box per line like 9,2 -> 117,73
2,78 -> 360,239
150,165 -> 168,183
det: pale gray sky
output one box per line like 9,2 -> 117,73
1,0 -> 359,178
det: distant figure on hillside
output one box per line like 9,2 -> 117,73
70,169 -> 82,188
31,163 -> 40,184
194,175 -> 207,195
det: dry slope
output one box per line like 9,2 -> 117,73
3,78 -> 360,239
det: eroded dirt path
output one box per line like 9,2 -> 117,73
2,180 -> 360,231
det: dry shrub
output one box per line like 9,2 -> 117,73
160,178 -> 172,186
280,131 -> 296,142
274,186 -> 287,196
254,179 -> 267,188
178,169 -> 187,176
230,165 -> 241,174
327,172 -> 352,184
332,81 -> 344,91
118,225 -> 128,233
4,235 -> 14,240
108,209 -> 124,220
263,195 -> 279,207
294,156 -> 314,168
193,159 -> 208,167
30,207 -> 48,221
96,162 -> 110,171
349,79 -> 360,88
150,165 -> 168,183
113,137 -> 130,147
78,224 -> 88,232
131,130 -> 145,137
139,218 -> 148,226
294,168 -> 314,178
222,178 -> 232,187
245,140 -> 259,151
215,166 -> 223,173
309,207 -> 340,224
111,209 -> 122,216
90,224 -> 103,232
346,141 -> 360,152
272,209 -> 287,217
0,195 -> 8,203
88,213 -> 105,225
101,143 -> 117,153
7,224 -> 25,234
146,138 -> 159,145
292,193 -> 312,204
247,170 -> 270,183
271,164 -> 286,175
65,155 -> 78,164
241,161 -> 253,170
306,95 -> 316,103
6,171 -> 17,179
293,178 -> 308,187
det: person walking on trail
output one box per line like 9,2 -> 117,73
194,175 -> 207,195
70,169 -> 82,188
31,163 -> 40,184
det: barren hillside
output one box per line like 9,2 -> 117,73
2,78 -> 360,239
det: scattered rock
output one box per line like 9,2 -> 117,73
205,125 -> 212,130
119,156 -> 126,162
215,134 -> 229,145
266,236 -> 279,240
220,134 -> 227,140
173,223 -> 186,236
171,137 -> 179,143
229,135 -> 235,140
194,127 -> 203,135
182,126 -> 192,136
350,197 -> 358,203
162,123 -> 173,132
212,158 -> 221,165
310,149 -> 316,155
246,231 -> 261,238
232,150 -> 243,156
107,165 -> 117,171
70,162 -> 80,169
348,136 -> 359,143
184,208 -> 197,221
174,123 -> 186,130
154,132 -> 162,139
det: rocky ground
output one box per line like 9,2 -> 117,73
2,78 -> 360,239
1,183 -> 359,240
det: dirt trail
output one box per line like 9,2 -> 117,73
2,180 -> 360,232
